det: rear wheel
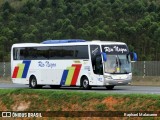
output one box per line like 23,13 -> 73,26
81,77 -> 91,90
29,76 -> 42,89
106,85 -> 114,90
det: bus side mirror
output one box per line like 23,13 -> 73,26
130,52 -> 137,62
101,52 -> 107,62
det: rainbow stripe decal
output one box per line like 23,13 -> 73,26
12,60 -> 31,78
60,64 -> 82,85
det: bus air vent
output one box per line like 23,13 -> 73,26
41,39 -> 86,44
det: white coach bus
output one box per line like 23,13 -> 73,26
11,39 -> 137,89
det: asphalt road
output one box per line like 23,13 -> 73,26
0,83 -> 160,94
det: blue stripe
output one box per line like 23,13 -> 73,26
22,60 -> 31,78
60,70 -> 68,85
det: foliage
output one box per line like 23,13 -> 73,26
1,0 -> 160,61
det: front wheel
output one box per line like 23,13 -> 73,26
81,77 -> 91,90
106,85 -> 114,90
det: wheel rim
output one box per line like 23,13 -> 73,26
31,78 -> 36,87
83,79 -> 88,88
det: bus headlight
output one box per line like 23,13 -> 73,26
104,75 -> 113,80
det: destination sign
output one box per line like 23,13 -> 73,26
102,45 -> 129,54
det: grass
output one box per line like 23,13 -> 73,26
94,103 -> 106,111
1,95 -> 14,109
0,89 -> 159,119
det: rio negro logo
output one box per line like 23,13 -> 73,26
38,61 -> 56,68
104,46 -> 127,53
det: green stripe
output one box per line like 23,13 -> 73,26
17,63 -> 25,78
65,67 -> 75,85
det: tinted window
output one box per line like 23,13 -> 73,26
75,46 -> 89,59
48,46 -> 63,59
20,48 -> 27,59
62,46 -> 75,59
37,47 -> 49,59
13,48 -> 20,60
13,45 -> 89,60
27,48 -> 37,60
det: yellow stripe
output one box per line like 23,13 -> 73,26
65,67 -> 75,85
17,63 -> 25,78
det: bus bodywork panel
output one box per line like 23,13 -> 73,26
11,59 -> 102,86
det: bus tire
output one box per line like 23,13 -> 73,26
106,85 -> 114,90
50,85 -> 61,89
29,76 -> 39,89
81,77 -> 91,90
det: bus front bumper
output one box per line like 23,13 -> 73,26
104,79 -> 131,85
104,74 -> 132,85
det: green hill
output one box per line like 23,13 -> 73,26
1,0 -> 160,61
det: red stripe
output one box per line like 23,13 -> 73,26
12,66 -> 19,78
71,64 -> 82,85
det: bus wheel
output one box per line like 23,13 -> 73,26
106,85 -> 114,90
29,76 -> 39,89
81,77 -> 91,90
50,85 -> 61,89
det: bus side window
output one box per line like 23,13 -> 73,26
20,50 -> 24,60
20,48 -> 27,60
13,48 -> 16,60
13,48 -> 20,60
75,46 -> 89,59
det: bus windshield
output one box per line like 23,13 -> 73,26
104,54 -> 131,74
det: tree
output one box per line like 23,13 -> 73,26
0,36 -> 8,55
2,1 -> 13,12
52,31 -> 63,39
52,0 -> 59,7
39,0 -> 48,9
55,19 -> 64,30
0,0 -> 160,61
22,33 -> 36,42
148,1 -> 157,12
96,29 -> 107,40
65,25 -> 75,38
77,28 -> 88,39
107,31 -> 118,40
1,28 -> 14,39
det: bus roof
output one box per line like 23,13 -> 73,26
12,40 -> 127,47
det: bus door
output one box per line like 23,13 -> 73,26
90,45 -> 104,85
